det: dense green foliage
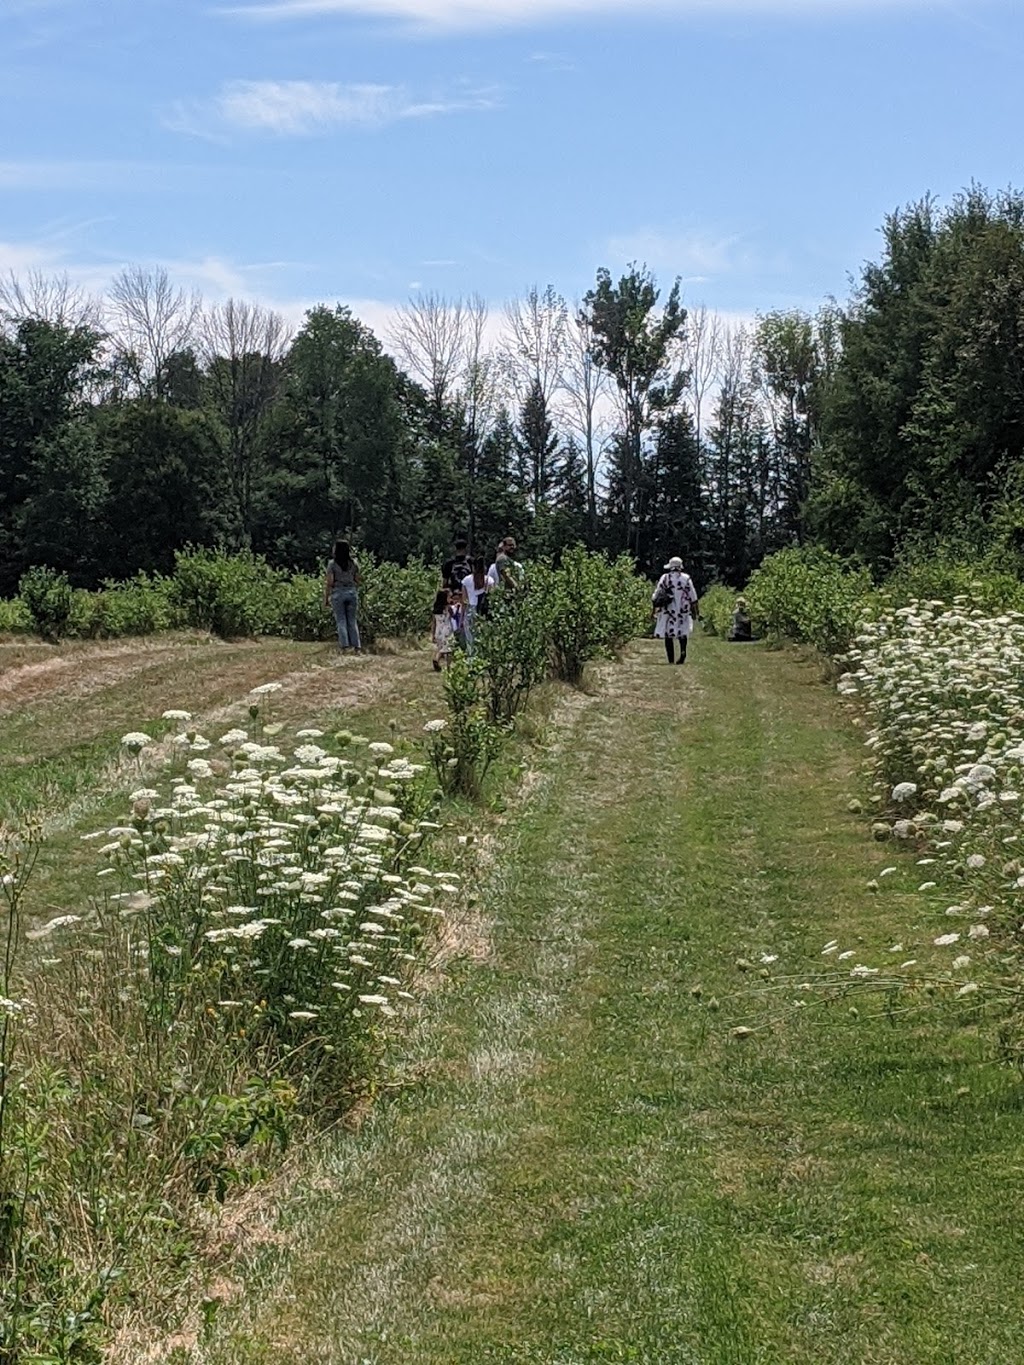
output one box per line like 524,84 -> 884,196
9,185 -> 1024,616
428,548 -> 650,795
1,265 -> 836,597
2,548 -> 435,645
744,546 -> 875,656
811,187 -> 1024,572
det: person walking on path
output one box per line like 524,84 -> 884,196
442,536 -> 473,593
460,556 -> 491,655
652,555 -> 699,664
324,539 -> 362,653
431,586 -> 462,671
494,535 -> 523,591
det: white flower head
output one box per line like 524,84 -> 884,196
26,914 -> 82,941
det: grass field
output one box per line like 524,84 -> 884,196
4,631 -> 1024,1364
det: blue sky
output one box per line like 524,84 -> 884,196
3,0 -> 1024,339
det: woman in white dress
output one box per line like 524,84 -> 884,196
652,555 -> 699,664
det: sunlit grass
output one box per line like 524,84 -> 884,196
195,639 -> 1024,1365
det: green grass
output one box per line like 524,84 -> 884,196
189,638 -> 1024,1365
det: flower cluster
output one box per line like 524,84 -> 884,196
82,713 -> 450,1078
833,597 -> 1024,990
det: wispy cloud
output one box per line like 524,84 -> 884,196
528,50 -> 577,71
0,160 -> 217,192
604,228 -> 750,281
164,78 -> 499,138
218,0 -> 934,32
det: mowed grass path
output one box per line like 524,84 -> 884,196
197,639 -> 1024,1365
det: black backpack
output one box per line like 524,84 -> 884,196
447,554 -> 472,592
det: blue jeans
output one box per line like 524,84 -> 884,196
331,588 -> 360,650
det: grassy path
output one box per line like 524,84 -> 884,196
188,636 -> 1024,1365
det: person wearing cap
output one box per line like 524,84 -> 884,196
727,595 -> 756,642
652,555 -> 699,664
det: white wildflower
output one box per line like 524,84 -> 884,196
26,914 -> 82,941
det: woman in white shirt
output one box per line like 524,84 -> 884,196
461,556 -> 491,653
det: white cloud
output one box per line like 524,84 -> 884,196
165,78 -> 498,138
220,0 -> 933,30
0,239 -> 65,275
603,228 -> 750,281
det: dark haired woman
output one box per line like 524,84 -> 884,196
324,540 -> 361,653
460,555 -> 490,654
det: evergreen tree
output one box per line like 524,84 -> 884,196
647,411 -> 706,583
517,378 -> 559,511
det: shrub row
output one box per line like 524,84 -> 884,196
711,544 -> 1024,661
425,548 -> 650,798
4,549 -> 437,647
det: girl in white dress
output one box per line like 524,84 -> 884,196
652,555 -> 699,664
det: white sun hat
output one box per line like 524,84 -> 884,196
664,556 -> 684,571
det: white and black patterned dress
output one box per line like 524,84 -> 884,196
652,570 -> 698,640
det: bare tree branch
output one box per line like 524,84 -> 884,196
388,292 -> 467,420
107,265 -> 202,398
0,270 -> 101,334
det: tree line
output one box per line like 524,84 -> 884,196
5,184 -> 1023,599
0,263 -> 827,597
